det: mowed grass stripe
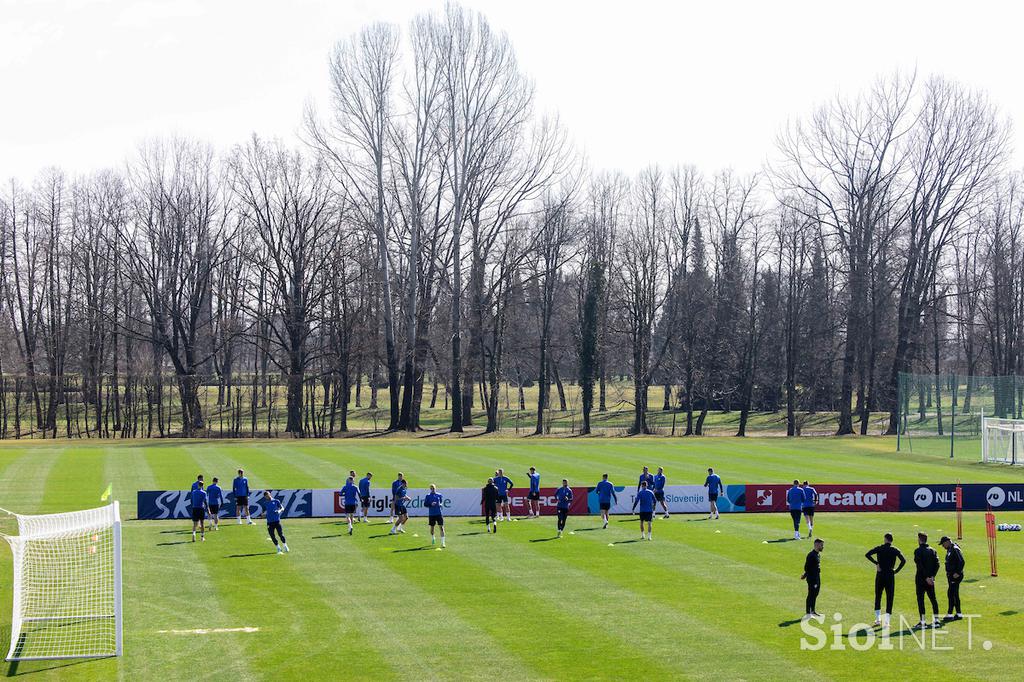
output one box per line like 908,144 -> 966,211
1,447 -> 62,514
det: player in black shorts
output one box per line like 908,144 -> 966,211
481,478 -> 500,533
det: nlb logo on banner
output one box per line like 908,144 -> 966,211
137,489 -> 312,520
744,484 -> 899,513
899,483 -> 1024,511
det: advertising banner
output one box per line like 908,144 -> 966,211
744,484 -> 900,513
137,489 -> 313,520
899,483 -> 1024,512
310,487 -> 482,518
585,485 -> 715,515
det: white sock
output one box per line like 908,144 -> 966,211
875,610 -> 881,620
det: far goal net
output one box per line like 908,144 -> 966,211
982,417 -> 1024,465
0,502 -> 122,661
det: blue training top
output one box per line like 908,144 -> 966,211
595,480 -> 616,503
495,476 -> 513,494
207,484 -> 223,506
529,472 -> 540,493
189,488 -> 207,509
555,486 -> 573,510
232,476 -> 249,497
263,498 -> 283,523
803,486 -> 818,508
358,477 -> 371,497
653,474 -> 666,492
424,492 -> 444,516
341,483 -> 360,506
787,486 -> 804,511
191,480 -> 203,491
634,489 -> 656,513
704,474 -> 723,495
638,473 -> 654,491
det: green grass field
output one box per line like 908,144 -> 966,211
0,436 -> 1022,681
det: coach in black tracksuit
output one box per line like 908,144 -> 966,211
865,532 -> 906,627
913,532 -> 941,627
801,538 -> 824,616
481,478 -> 500,533
940,535 -> 965,620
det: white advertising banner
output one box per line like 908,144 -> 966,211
310,487 -> 482,517
593,485 -> 712,515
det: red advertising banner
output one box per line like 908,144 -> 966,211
503,488 -> 589,516
744,484 -> 900,513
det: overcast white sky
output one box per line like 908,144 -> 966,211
2,0 -> 1022,183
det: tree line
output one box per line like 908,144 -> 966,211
0,4 -> 1020,438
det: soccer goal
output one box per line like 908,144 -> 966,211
982,416 -> 1024,465
0,502 -> 122,661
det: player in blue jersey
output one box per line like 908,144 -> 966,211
233,469 -> 253,525
207,477 -> 223,531
802,481 -> 818,538
191,474 -> 204,491
358,472 -> 373,523
787,480 -> 804,539
390,473 -> 410,535
189,481 -> 208,542
526,467 -> 541,518
261,490 -> 289,554
653,467 -> 669,519
555,479 -> 573,538
595,474 -> 618,529
425,484 -> 446,548
637,466 -> 655,494
494,469 -> 514,521
633,480 -> 656,540
340,476 -> 361,535
704,468 -> 723,520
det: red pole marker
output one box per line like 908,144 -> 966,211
955,482 -> 963,541
985,509 -> 998,577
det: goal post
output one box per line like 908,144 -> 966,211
981,416 -> 1024,465
0,502 -> 122,661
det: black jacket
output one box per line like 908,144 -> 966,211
804,550 -> 821,580
866,544 -> 907,574
945,544 -> 966,575
481,484 -> 500,506
914,544 -> 940,579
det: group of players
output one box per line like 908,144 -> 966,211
183,465 -> 727,549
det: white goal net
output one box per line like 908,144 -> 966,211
0,502 -> 122,661
982,416 -> 1024,465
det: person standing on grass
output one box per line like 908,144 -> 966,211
233,469 -> 253,525
494,469 -> 514,521
425,484 -> 446,548
390,474 -> 410,535
189,481 -> 208,542
940,536 -> 965,621
390,473 -> 404,524
653,467 -> 669,519
787,480 -> 804,539
555,479 -> 573,538
637,466 -> 655,494
261,490 -> 289,554
482,478 -> 500,533
340,477 -> 360,535
865,532 -> 906,628
595,474 -> 618,529
704,468 -> 723,520
191,474 -> 204,491
801,481 -> 817,537
801,538 -> 824,618
633,480 -> 656,540
527,467 -> 541,518
207,477 -> 223,531
913,532 -> 941,629
358,472 -> 373,523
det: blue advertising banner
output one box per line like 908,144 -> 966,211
899,483 -> 1024,512
137,489 -> 313,520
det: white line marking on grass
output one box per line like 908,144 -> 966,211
158,627 -> 260,635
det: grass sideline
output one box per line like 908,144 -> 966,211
0,436 -> 1021,681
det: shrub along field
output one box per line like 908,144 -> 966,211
0,436 -> 1021,680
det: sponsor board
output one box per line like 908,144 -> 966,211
137,489 -> 312,520
744,484 -> 899,513
309,487 -> 589,517
899,483 -> 1024,511
586,485 -> 715,515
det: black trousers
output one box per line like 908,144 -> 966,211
790,510 -> 802,531
267,521 -> 286,545
947,574 -> 963,614
915,577 -> 939,615
806,579 -> 820,614
557,509 -> 569,531
484,505 -> 497,525
874,572 -> 895,613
